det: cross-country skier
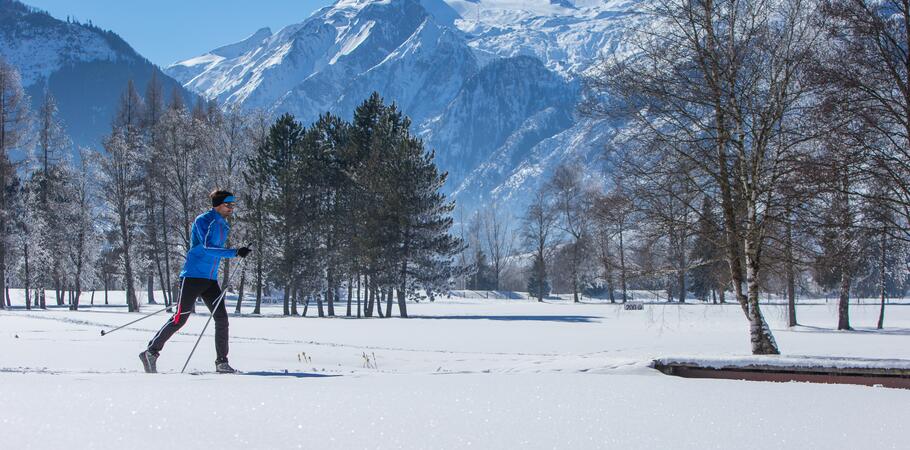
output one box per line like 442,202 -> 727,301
139,190 -> 252,373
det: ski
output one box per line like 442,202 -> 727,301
189,370 -> 244,376
187,370 -> 336,378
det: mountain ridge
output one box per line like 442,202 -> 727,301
0,0 -> 197,149
163,0 -> 636,214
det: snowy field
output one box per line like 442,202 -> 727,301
1,291 -> 909,449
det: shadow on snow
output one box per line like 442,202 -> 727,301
240,371 -> 340,378
787,324 -> 910,336
410,315 -> 600,323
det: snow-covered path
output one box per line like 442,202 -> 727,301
1,296 -> 908,449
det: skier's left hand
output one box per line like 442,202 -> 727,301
237,247 -> 252,258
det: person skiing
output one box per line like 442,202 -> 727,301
139,190 -> 251,373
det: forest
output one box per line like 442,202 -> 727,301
0,0 -> 907,357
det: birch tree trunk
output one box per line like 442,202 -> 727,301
877,230 -> 887,329
786,208 -> 797,327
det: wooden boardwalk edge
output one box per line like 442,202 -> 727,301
653,361 -> 910,389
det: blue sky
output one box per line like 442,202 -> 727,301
25,0 -> 336,67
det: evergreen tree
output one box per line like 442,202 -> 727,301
467,249 -> 496,290
386,134 -> 461,315
350,93 -> 398,316
527,256 -> 550,300
245,113 -> 305,315
309,112 -> 352,317
689,197 -> 725,302
345,95 -> 384,315
361,95 -> 461,316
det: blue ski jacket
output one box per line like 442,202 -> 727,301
180,209 -> 238,280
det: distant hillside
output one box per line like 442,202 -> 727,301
0,0 -> 197,149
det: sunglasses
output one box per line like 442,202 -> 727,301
222,202 -> 237,209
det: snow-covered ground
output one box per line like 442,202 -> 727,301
1,290 -> 908,449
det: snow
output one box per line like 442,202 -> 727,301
2,290 -> 909,449
0,17 -> 123,87
173,53 -> 225,69
333,20 -> 376,63
446,0 -> 574,18
165,0 -> 641,106
446,0 -> 643,77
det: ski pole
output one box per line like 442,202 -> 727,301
181,258 -> 247,373
100,306 -> 170,336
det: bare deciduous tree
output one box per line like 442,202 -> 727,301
523,188 -> 558,302
814,0 -> 910,242
98,129 -> 143,311
480,203 -> 517,291
584,0 -> 822,353
548,162 -> 592,303
0,56 -> 29,310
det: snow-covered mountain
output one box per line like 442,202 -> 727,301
166,0 -> 640,214
0,0 -> 194,148
447,0 -> 638,76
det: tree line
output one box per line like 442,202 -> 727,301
0,57 -> 461,317
453,0 -> 908,355
450,0 -> 907,356
0,0 -> 905,353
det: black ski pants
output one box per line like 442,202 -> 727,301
147,277 -> 229,362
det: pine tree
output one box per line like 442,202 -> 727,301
527,256 -> 550,300
245,113 -> 305,316
309,112 -> 352,317
467,249 -> 495,291
344,93 -> 462,317
345,97 -> 383,316
387,136 -> 461,315
349,93 -> 395,317
689,197 -> 724,302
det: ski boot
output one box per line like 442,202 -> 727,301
215,359 -> 237,374
139,350 -> 159,373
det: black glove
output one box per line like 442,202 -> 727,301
237,247 -> 252,258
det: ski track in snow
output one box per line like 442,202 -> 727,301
2,310 -> 561,356
0,309 -> 650,376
